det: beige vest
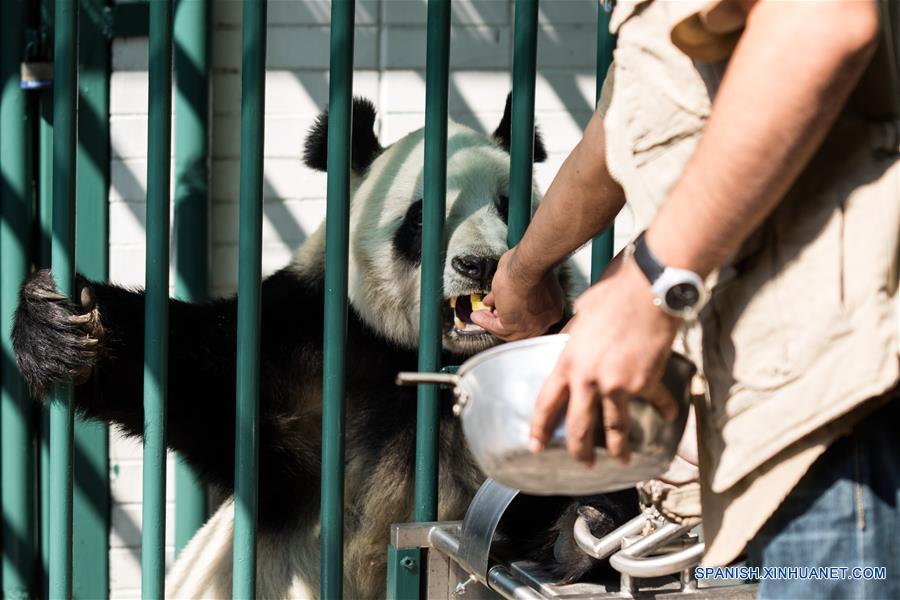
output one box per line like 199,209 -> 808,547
600,0 -> 900,566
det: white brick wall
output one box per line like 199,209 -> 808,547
106,1 -> 632,596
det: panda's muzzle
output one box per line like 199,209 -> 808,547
450,293 -> 489,335
450,255 -> 498,286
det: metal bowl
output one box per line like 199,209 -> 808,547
398,334 -> 694,495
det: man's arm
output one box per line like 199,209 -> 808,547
530,0 -> 881,464
506,108 -> 626,282
648,0 -> 880,276
471,108 -> 626,339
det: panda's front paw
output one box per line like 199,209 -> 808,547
549,491 -> 639,585
12,269 -> 104,398
547,504 -> 617,585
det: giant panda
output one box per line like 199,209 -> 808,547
12,96 -> 637,598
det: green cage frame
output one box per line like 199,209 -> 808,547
0,1 -> 616,598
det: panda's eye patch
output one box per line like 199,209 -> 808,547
393,199 -> 423,265
494,195 -> 509,224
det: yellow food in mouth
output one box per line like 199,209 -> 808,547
449,293 -> 490,334
470,293 -> 485,312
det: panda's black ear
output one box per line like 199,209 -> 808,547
492,92 -> 548,163
303,97 -> 383,174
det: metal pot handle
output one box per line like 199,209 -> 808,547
395,372 -> 469,415
395,372 -> 460,387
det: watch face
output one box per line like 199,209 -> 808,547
665,282 -> 700,311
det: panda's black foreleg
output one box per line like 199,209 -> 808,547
548,489 -> 640,584
12,269 -> 242,491
497,488 -> 640,585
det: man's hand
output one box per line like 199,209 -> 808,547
470,249 -> 565,341
529,258 -> 680,466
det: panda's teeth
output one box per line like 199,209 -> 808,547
450,296 -> 457,309
454,316 -> 466,330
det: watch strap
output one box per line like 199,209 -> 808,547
632,231 -> 665,284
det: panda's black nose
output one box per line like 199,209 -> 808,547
451,255 -> 498,284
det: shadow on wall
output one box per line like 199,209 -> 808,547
108,0 -> 602,288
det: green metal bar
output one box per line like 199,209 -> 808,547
38,6 -> 55,597
73,1 -> 112,597
49,0 -> 79,596
386,545 -> 420,600
590,6 -> 616,283
319,1 -> 354,597
111,2 -> 150,39
233,0 -> 267,597
507,0 -> 539,247
414,0 -> 450,525
173,0 -> 210,556
1,0 -> 37,596
174,458 -> 206,555
38,4 -> 55,272
142,0 -> 174,597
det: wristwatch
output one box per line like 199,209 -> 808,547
628,232 -> 708,320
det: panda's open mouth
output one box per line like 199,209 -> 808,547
449,293 -> 490,336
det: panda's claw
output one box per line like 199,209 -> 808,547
12,269 -> 105,398
30,288 -> 68,301
67,312 -> 94,325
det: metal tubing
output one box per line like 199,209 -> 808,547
173,0 -> 211,556
590,6 -> 617,282
611,541 -> 705,578
49,0 -> 78,596
1,0 -> 36,595
142,0 -> 174,597
428,527 -> 461,559
415,0 -> 451,526
427,528 -> 542,600
233,0 -> 268,597
319,1 -> 354,597
573,513 -> 646,560
486,566 -> 544,600
507,0 -> 539,247
608,521 -> 704,578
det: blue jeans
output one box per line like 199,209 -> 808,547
747,399 -> 900,599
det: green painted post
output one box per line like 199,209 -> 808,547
233,0 -> 267,597
507,0 -> 539,247
590,6 -> 616,282
173,0 -> 211,556
1,0 -> 37,596
142,0 -> 174,597
390,3 -> 452,595
386,545 -> 421,600
37,0 -> 55,271
415,0 -> 450,525
38,6 -> 55,597
49,0 -> 79,596
319,1 -> 354,597
73,1 -> 112,597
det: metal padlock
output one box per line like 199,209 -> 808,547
21,62 -> 53,90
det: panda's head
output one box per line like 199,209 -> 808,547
301,96 -> 557,356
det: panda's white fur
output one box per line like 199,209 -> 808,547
167,500 -> 319,599
342,121 -> 541,354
